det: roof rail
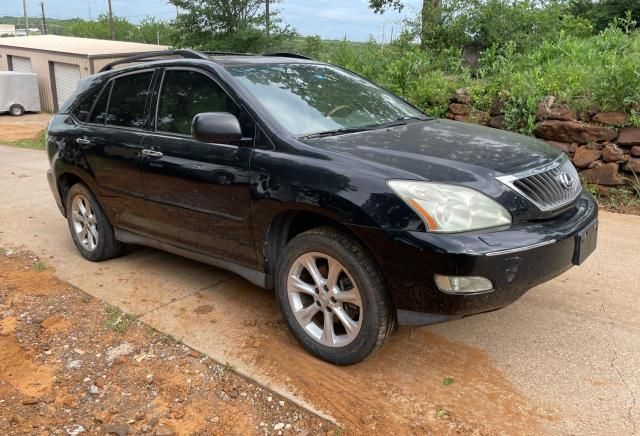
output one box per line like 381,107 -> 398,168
201,51 -> 254,57
263,52 -> 316,60
99,49 -> 208,72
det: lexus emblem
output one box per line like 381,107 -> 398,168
557,172 -> 573,189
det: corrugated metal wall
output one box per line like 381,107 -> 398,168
0,47 -> 90,113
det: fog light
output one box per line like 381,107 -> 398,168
434,275 -> 494,295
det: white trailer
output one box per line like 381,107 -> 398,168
0,71 -> 41,116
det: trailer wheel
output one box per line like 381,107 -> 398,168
9,104 -> 25,116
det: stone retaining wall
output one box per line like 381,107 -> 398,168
446,91 -> 640,188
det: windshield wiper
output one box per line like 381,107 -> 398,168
299,126 -> 375,140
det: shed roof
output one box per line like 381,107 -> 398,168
0,35 -> 168,57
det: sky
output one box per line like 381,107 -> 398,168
1,0 -> 421,42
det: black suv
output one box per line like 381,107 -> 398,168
47,50 -> 598,364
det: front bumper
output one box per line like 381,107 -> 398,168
351,192 -> 598,326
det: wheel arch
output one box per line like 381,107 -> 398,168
56,171 -> 100,217
262,209 -> 393,303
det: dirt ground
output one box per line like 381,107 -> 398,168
0,113 -> 50,142
0,249 -> 330,436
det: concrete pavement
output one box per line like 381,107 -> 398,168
1,145 -> 638,434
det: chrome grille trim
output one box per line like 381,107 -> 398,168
497,154 -> 582,212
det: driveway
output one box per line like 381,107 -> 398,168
1,145 -> 638,435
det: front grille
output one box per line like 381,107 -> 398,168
497,155 -> 582,211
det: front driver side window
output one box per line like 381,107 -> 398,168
156,70 -> 238,136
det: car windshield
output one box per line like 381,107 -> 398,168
227,63 -> 427,137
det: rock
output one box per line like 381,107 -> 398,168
534,120 -> 617,144
489,115 -> 504,129
602,144 -> 625,162
573,146 -> 602,168
536,97 -> 577,121
154,424 -> 175,436
597,185 -> 610,196
449,103 -> 470,116
106,343 -> 134,365
445,112 -> 455,120
21,397 -> 39,405
58,393 -> 79,409
490,99 -> 504,116
168,406 -> 185,420
453,115 -> 469,123
585,142 -> 605,150
230,389 -> 239,399
631,146 -> 640,157
473,110 -> 490,125
88,385 -> 100,395
104,423 -> 130,436
617,127 -> 640,146
580,163 -> 624,185
274,423 -> 285,430
64,424 -> 86,435
587,160 -> 603,169
66,360 -> 83,370
94,378 -> 105,388
625,158 -> 640,173
545,141 -> 575,155
593,111 -> 627,126
450,89 -> 471,105
587,104 -> 601,117
189,350 -> 200,358
94,410 -> 112,423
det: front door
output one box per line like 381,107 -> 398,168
140,68 -> 256,268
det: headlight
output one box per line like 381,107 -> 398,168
387,180 -> 512,233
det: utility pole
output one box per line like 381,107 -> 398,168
107,0 -> 115,40
22,0 -> 29,36
265,0 -> 270,46
40,1 -> 47,35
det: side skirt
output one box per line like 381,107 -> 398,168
114,229 -> 268,289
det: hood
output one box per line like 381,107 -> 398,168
302,119 -> 561,182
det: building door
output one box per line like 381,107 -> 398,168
52,62 -> 81,111
9,56 -> 32,73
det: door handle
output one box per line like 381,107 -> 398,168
141,148 -> 163,159
75,137 -> 91,145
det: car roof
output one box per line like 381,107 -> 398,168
208,55 -> 319,67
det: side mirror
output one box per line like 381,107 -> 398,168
191,112 -> 242,144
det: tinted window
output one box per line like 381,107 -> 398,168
89,82 -> 112,124
72,83 -> 104,122
106,72 -> 153,128
156,70 -> 238,135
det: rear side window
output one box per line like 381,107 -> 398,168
71,83 -> 103,122
156,70 -> 238,135
89,82 -> 111,124
106,72 -> 153,128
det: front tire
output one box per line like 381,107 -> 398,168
275,227 -> 396,365
65,183 -> 123,262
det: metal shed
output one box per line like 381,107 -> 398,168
0,35 -> 167,113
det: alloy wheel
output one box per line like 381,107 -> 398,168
287,252 -> 363,347
71,194 -> 99,252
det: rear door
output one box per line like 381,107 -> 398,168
140,67 -> 256,267
79,70 -> 155,235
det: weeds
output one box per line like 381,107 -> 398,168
105,304 -> 137,334
32,260 -> 47,272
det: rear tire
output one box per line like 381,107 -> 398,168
9,104 -> 24,116
275,227 -> 396,365
65,183 -> 123,262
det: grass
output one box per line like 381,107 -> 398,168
32,260 -> 47,272
105,304 -> 137,334
4,129 -> 47,151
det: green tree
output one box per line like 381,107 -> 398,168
169,0 -> 296,52
64,14 -> 141,41
570,0 -> 639,32
369,0 -> 442,50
